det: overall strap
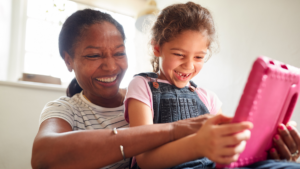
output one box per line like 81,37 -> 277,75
135,72 -> 197,89
190,80 -> 197,88
134,72 -> 158,78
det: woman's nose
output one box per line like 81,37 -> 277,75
101,56 -> 117,71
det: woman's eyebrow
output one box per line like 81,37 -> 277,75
84,44 -> 124,50
170,48 -> 207,54
85,45 -> 101,49
116,44 -> 124,48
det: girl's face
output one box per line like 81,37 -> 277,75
64,22 -> 128,101
154,30 -> 208,88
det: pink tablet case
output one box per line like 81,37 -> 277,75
216,56 -> 300,168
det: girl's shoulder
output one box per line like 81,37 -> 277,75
196,87 -> 214,97
195,87 -> 222,114
195,87 -> 219,101
131,74 -> 171,85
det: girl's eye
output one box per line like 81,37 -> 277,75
173,53 -> 184,57
195,56 -> 204,59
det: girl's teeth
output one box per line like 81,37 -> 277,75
175,71 -> 191,78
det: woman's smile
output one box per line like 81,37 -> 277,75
94,75 -> 118,87
95,76 -> 117,83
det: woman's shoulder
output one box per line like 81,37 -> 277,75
43,93 -> 81,109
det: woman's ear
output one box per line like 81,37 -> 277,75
64,52 -> 74,72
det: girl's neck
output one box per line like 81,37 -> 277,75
157,71 -> 167,81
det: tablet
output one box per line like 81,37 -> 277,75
216,56 -> 300,168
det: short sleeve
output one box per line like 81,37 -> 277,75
39,98 -> 75,129
196,88 -> 222,115
124,76 -> 153,123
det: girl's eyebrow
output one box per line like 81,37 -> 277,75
170,48 -> 207,54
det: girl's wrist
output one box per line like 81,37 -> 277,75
168,123 -> 175,142
190,133 -> 205,158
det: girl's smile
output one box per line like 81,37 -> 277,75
154,30 -> 208,88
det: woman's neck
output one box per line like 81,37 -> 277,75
82,89 -> 126,108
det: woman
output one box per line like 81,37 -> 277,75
31,9 -> 300,169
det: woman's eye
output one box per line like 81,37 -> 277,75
115,52 -> 126,57
85,54 -> 101,58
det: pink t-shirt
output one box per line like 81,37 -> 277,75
124,76 -> 222,123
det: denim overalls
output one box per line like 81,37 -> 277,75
132,72 -> 215,169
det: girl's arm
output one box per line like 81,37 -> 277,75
128,99 -> 253,169
31,113 -> 211,169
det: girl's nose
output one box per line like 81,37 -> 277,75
101,56 -> 117,71
182,57 -> 194,70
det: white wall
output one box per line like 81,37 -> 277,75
0,0 -> 12,81
1,0 -> 300,168
0,82 -> 65,169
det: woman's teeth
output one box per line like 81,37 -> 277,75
96,76 -> 117,83
175,71 -> 191,78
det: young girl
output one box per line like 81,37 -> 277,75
124,2 -> 299,169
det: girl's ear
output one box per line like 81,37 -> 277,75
152,44 -> 161,57
64,52 -> 74,72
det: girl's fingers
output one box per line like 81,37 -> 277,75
215,122 -> 253,136
221,130 -> 251,146
269,148 -> 280,160
215,154 -> 240,165
206,114 -> 232,125
273,134 -> 291,160
219,140 -> 247,156
278,124 -> 298,154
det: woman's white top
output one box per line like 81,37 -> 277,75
40,91 -> 130,169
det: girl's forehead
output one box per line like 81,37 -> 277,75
163,30 -> 209,49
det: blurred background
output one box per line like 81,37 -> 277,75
0,0 -> 300,168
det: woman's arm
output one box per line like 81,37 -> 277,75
128,99 -> 253,169
31,113 -> 211,169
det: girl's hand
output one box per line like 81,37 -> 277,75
269,121 -> 300,161
194,114 -> 253,164
171,114 -> 214,141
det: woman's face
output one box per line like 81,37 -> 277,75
65,22 -> 128,100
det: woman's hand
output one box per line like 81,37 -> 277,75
269,121 -> 300,161
170,114 -> 214,141
193,114 -> 253,164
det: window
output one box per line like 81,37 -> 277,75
24,0 -> 136,88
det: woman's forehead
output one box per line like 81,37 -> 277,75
78,22 -> 124,48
